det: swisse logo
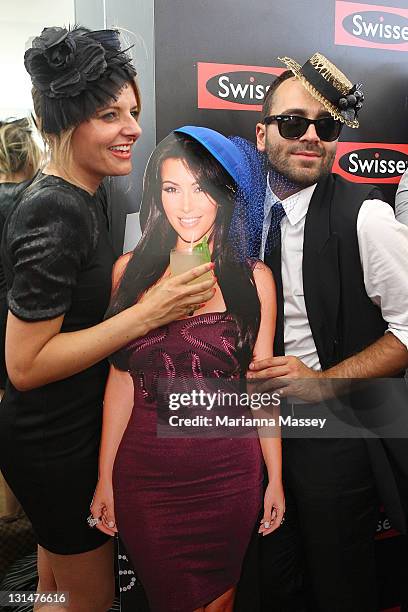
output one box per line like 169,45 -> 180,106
333,143 -> 408,184
344,11 -> 408,43
342,149 -> 408,179
197,62 -> 283,111
207,71 -> 272,104
335,1 -> 408,52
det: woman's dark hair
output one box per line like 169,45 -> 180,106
107,133 -> 261,371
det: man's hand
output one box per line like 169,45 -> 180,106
247,356 -> 327,402
248,355 -> 319,380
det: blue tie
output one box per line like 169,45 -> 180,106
265,201 -> 286,256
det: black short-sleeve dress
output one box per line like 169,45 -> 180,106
0,174 -> 114,554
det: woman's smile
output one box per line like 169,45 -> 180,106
178,216 -> 202,227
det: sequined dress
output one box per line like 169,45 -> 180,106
113,313 -> 263,612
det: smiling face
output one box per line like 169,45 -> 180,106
161,157 -> 218,246
256,77 -> 338,187
69,82 -> 141,191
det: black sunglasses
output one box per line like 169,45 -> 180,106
263,114 -> 342,142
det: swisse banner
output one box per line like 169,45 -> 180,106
335,1 -> 408,52
197,62 -> 283,111
333,142 -> 408,184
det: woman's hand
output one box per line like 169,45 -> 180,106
139,262 -> 216,327
89,479 -> 117,537
258,479 -> 285,536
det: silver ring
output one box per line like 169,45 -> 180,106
87,514 -> 99,528
263,521 -> 271,529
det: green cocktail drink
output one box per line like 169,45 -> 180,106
170,237 -> 213,283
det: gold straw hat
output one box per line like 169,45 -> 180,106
278,52 -> 364,128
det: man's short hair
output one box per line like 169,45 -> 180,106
261,70 -> 294,119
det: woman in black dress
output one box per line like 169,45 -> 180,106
0,27 -> 215,611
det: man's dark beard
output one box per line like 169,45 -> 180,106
266,142 -> 336,191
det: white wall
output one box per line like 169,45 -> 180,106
0,1 -> 75,119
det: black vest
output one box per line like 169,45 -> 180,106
266,174 -> 408,533
268,173 -> 386,368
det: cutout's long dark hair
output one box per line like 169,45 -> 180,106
107,133 -> 261,371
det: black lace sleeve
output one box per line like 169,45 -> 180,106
4,183 -> 94,321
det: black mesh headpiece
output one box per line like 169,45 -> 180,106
24,26 -> 137,134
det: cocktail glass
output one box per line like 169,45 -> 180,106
170,247 -> 213,284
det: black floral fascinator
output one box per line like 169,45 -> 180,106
24,26 -> 137,134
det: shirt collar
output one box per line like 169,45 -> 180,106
266,173 -> 317,226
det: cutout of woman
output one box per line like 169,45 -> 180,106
0,29 -> 215,612
91,127 -> 285,612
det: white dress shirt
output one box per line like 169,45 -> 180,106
395,169 -> 408,226
260,175 -> 408,370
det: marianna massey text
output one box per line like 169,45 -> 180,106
168,415 -> 327,429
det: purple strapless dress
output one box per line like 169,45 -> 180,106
113,313 -> 263,612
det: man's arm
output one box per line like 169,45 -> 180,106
248,198 -> 408,396
323,333 -> 407,379
324,198 -> 408,378
249,331 -> 407,380
395,169 -> 408,226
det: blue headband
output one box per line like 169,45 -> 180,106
174,125 -> 246,188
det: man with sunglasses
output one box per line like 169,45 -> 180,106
232,53 -> 408,612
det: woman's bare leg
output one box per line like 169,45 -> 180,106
34,539 -> 114,612
0,472 -> 22,517
193,586 -> 236,612
204,586 -> 235,612
36,544 -> 57,590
